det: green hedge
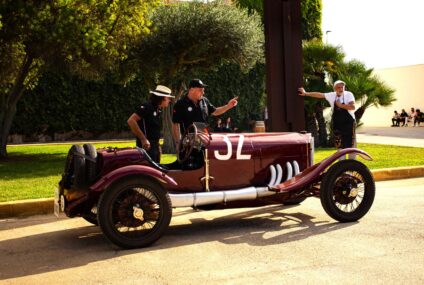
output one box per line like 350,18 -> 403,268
11,71 -> 149,136
11,63 -> 265,137
197,63 -> 266,130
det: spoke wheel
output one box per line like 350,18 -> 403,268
320,160 -> 375,222
98,177 -> 172,249
178,124 -> 197,163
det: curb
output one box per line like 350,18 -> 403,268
372,166 -> 424,181
0,198 -> 54,219
1,166 -> 424,219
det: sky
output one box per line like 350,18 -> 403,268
321,0 -> 424,70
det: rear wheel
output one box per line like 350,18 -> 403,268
97,177 -> 172,249
63,145 -> 86,188
82,204 -> 98,225
83,143 -> 98,185
320,160 -> 375,222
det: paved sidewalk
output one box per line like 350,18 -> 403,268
357,126 -> 424,148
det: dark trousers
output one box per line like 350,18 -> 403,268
147,141 -> 160,163
137,139 -> 161,163
392,118 -> 400,126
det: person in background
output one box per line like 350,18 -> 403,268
223,116 -> 236,132
127,85 -> 174,163
298,80 -> 356,159
410,107 -> 416,126
414,109 -> 422,126
391,110 -> 400,127
400,108 -> 408,126
214,118 -> 224,132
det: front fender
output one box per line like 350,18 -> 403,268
321,148 -> 372,163
271,148 -> 372,192
89,165 -> 177,192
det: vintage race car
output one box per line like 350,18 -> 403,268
55,123 -> 375,249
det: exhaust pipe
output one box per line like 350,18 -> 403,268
169,161 -> 300,208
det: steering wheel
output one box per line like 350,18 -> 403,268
178,124 -> 198,163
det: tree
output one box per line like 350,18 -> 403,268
302,41 -> 396,146
337,60 -> 396,124
302,40 -> 344,146
0,0 -> 159,158
126,1 -> 264,152
300,0 -> 322,40
233,0 -> 322,39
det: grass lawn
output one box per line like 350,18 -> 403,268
1,142 -> 424,202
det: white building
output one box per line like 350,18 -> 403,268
360,64 -> 424,127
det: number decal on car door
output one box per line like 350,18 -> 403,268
214,135 -> 251,160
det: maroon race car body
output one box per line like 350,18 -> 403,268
55,124 -> 375,249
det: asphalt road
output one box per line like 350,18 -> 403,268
1,178 -> 424,285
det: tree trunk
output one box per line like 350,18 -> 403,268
315,102 -> 328,147
0,100 -> 19,158
0,55 -> 34,158
161,81 -> 186,154
304,110 -> 318,148
162,106 -> 175,154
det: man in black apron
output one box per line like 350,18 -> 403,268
298,80 -> 356,158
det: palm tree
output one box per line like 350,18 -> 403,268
302,42 -> 396,146
302,40 -> 344,146
337,60 -> 396,125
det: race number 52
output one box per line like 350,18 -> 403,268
214,135 -> 251,160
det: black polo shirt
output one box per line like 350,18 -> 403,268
135,102 -> 162,146
172,95 -> 216,134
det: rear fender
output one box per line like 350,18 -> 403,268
89,165 -> 177,193
271,148 -> 372,192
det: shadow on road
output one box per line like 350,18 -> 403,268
0,205 -> 355,280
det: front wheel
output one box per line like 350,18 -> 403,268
97,177 -> 172,249
320,160 -> 375,222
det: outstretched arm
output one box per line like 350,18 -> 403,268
212,96 -> 238,116
298,87 -> 325,99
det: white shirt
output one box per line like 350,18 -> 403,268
324,91 -> 356,120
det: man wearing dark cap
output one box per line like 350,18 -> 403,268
172,79 -> 238,145
128,85 -> 174,163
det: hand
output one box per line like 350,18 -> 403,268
298,87 -> 306,96
335,101 -> 343,108
228,96 -> 238,108
141,138 -> 151,150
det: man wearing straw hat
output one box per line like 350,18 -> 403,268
127,85 -> 174,163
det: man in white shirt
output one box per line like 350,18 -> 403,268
298,80 -> 356,158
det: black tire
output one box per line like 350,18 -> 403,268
63,145 -> 86,189
320,160 -> 375,222
97,177 -> 172,249
83,143 -> 98,185
282,196 -> 307,205
82,204 -> 98,226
